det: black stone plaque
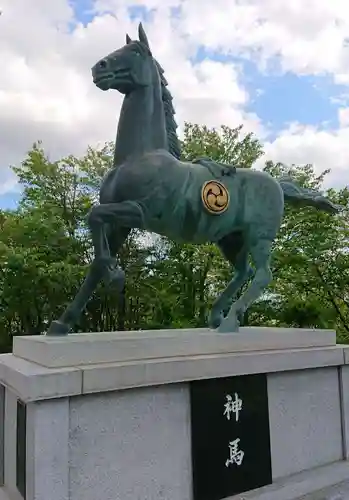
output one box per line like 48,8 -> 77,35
190,374 -> 272,500
16,399 -> 26,499
0,384 -> 4,486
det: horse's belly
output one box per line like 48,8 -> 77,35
144,212 -> 207,244
143,197 -> 233,245
138,159 -> 238,244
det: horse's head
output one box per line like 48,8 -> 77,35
92,23 -> 154,94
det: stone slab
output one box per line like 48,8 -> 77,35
298,479 -> 349,499
340,346 -> 349,365
0,344 -> 343,401
12,327 -> 336,369
0,354 -> 82,402
81,346 -> 344,394
0,488 -> 12,500
229,460 -> 349,500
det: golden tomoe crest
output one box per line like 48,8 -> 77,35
201,180 -> 230,214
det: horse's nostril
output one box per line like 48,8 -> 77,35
99,60 -> 107,69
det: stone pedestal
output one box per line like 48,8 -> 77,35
0,327 -> 349,500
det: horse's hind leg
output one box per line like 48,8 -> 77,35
218,237 -> 273,333
209,231 -> 253,329
47,201 -> 143,335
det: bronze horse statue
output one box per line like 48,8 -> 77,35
48,23 -> 339,335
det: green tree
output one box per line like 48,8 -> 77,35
0,208 -> 84,350
0,142 -> 155,344
0,124 -> 347,347
262,161 -> 349,338
181,123 -> 264,167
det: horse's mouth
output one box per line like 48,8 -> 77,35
93,74 -> 114,90
93,70 -> 130,91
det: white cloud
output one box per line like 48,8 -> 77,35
0,0 -> 261,193
257,122 -> 349,188
179,0 -> 349,78
0,0 -> 348,196
338,107 -> 349,127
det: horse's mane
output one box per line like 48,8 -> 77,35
154,59 -> 181,160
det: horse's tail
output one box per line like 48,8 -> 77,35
278,176 -> 340,214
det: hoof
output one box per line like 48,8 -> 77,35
216,315 -> 240,333
46,320 -> 70,336
208,310 -> 223,329
208,302 -> 231,330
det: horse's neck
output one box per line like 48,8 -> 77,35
113,74 -> 167,166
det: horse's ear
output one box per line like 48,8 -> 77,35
126,33 -> 132,44
138,22 -> 150,48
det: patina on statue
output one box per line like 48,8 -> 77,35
48,23 -> 339,336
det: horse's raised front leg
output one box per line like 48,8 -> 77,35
209,232 -> 253,330
218,238 -> 273,333
47,201 -> 144,336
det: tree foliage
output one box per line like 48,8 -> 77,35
0,125 -> 347,351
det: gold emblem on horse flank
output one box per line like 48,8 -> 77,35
201,180 -> 230,214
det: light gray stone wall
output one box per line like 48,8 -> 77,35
339,365 -> 349,459
26,398 -> 69,500
3,359 -> 349,500
0,384 -> 4,487
268,367 -> 343,480
4,389 -> 21,500
69,384 -> 192,500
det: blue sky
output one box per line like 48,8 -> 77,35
243,69 -> 342,132
194,46 -> 344,134
1,1 -> 346,210
0,192 -> 20,210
